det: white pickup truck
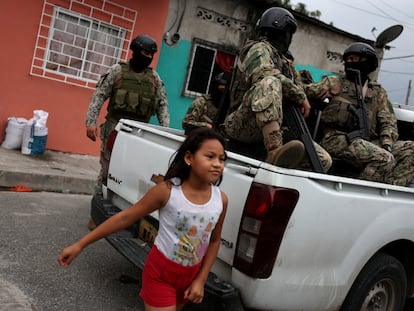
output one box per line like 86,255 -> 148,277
91,104 -> 414,311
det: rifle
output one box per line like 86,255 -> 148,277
282,103 -> 325,173
345,68 -> 370,143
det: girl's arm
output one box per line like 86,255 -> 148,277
58,181 -> 171,267
184,191 -> 228,303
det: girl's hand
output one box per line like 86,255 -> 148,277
57,243 -> 82,267
184,279 -> 205,304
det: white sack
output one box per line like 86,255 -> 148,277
1,117 -> 28,149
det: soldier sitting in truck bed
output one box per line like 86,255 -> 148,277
306,42 -> 414,186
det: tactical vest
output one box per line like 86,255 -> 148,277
321,77 -> 381,139
107,62 -> 158,122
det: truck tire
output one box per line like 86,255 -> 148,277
341,252 -> 407,311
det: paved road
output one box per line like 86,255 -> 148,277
0,192 -> 143,311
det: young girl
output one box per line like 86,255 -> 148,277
58,127 -> 228,311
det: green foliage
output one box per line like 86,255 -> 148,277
271,0 -> 322,20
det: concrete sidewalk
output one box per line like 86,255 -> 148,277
0,147 -> 99,194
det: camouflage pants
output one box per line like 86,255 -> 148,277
321,131 -> 414,186
384,140 -> 414,186
94,120 -> 117,195
224,76 -> 331,172
224,75 -> 283,143
297,142 -> 332,173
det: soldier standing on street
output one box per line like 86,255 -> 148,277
222,7 -> 331,171
306,42 -> 414,186
85,34 -> 170,210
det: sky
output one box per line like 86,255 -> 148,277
291,0 -> 414,106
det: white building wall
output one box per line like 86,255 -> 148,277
164,1 -> 382,78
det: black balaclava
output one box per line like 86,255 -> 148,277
344,58 -> 373,83
266,30 -> 293,55
130,51 -> 153,72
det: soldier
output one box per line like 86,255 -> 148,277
306,42 -> 414,186
182,72 -> 227,135
222,7 -> 331,171
85,34 -> 169,204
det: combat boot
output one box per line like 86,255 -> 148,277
263,121 -> 305,168
267,140 -> 305,168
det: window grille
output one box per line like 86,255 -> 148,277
31,0 -> 136,89
184,40 -> 236,98
45,7 -> 125,82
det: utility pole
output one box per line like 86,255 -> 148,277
405,80 -> 412,105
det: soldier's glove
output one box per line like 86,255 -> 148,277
382,144 -> 392,153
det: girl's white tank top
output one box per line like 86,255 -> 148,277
154,178 -> 223,266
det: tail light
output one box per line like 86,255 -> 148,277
233,182 -> 299,278
102,130 -> 118,186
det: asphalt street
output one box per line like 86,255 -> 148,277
0,192 -> 225,311
0,192 -> 144,311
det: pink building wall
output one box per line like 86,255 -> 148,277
0,0 -> 169,155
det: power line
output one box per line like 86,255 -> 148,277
330,0 -> 414,31
367,0 -> 401,23
330,0 -> 389,19
378,0 -> 414,22
383,54 -> 414,60
380,69 -> 414,75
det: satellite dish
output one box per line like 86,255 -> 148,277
375,24 -> 403,48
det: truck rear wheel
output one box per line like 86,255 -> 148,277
341,252 -> 407,311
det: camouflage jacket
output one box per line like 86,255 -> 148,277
85,62 -> 169,127
306,75 -> 399,146
182,95 -> 217,129
229,39 -> 306,113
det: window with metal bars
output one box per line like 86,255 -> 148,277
45,7 -> 125,82
184,39 -> 236,98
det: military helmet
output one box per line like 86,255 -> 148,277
342,42 -> 378,71
130,34 -> 158,53
256,7 -> 297,34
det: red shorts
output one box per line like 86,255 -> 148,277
139,246 -> 202,307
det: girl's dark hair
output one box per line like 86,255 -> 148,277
164,128 -> 227,185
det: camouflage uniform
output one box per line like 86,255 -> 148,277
182,95 -> 217,132
86,62 -> 169,195
306,75 -> 414,186
223,39 -> 331,172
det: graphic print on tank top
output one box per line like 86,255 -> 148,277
172,212 -> 217,266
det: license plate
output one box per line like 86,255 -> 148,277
138,218 -> 158,246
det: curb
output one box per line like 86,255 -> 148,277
0,171 -> 95,195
